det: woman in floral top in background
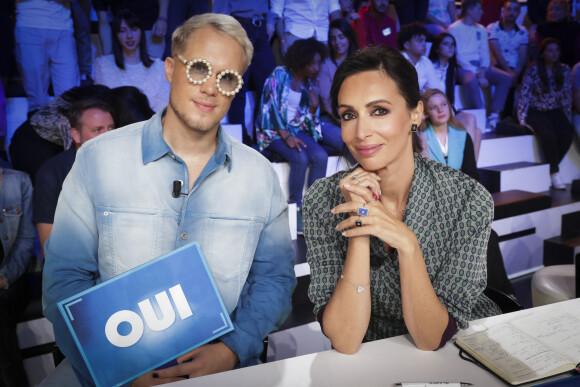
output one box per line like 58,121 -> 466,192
517,37 -> 573,190
257,38 -> 330,231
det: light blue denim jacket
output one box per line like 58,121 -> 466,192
42,110 -> 296,384
0,168 -> 35,287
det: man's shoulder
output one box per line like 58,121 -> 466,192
83,120 -> 146,152
36,149 -> 75,181
227,136 -> 275,172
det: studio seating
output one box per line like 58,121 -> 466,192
531,265 -> 576,307
483,287 -> 524,314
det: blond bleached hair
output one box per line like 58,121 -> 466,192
171,13 -> 254,72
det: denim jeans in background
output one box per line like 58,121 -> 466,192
320,115 -> 344,154
267,131 -> 328,207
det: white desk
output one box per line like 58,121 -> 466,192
170,298 -> 580,387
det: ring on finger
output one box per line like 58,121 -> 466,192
357,203 -> 368,216
351,174 -> 359,182
355,217 -> 363,227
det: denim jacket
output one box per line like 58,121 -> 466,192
42,110 -> 296,384
0,168 -> 35,287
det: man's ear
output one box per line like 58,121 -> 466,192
71,128 -> 81,145
165,56 -> 174,83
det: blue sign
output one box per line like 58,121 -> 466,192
58,242 -> 234,387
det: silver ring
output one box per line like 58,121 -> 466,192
351,174 -> 359,182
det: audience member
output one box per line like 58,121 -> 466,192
353,0 -> 398,49
424,0 -> 457,37
517,38 -> 573,190
392,0 -> 428,25
214,0 -> 277,145
339,0 -> 360,23
304,46 -> 501,354
397,22 -> 443,93
94,0 -> 169,59
419,88 -> 478,180
448,0 -> 511,129
8,85 -> 112,183
94,9 -> 170,112
273,0 -> 341,56
0,167 -> 35,386
320,19 -> 358,137
71,0 -> 94,85
34,100 -> 115,257
536,0 -> 580,67
0,81 -> 6,162
109,86 -> 155,127
257,38 -> 330,232
162,0 -> 209,59
573,62 -> 580,137
429,32 -> 483,160
42,13 -> 296,385
14,0 -> 79,113
480,0 -> 503,26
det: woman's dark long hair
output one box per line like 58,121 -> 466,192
327,19 -> 359,66
536,37 -> 564,93
110,86 -> 154,127
429,33 -> 457,106
111,9 -> 153,70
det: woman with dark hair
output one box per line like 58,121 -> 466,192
420,88 -> 478,180
429,32 -> 482,160
319,19 -> 359,153
94,9 -> 169,112
257,38 -> 329,232
518,37 -> 573,189
304,46 -> 500,353
110,86 -> 155,127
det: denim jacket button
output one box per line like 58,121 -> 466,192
181,232 -> 187,240
104,211 -> 109,216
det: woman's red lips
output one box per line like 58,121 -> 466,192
356,144 -> 382,157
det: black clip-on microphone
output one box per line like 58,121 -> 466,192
172,180 -> 184,198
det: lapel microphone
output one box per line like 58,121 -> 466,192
172,180 -> 184,198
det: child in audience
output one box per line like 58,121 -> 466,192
429,32 -> 482,160
94,9 -> 169,112
420,88 -> 478,180
517,38 -> 573,190
256,38 -> 330,233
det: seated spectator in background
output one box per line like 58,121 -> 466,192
353,0 -> 398,49
0,167 -> 35,386
480,0 -> 503,26
429,32 -> 483,160
448,0 -> 511,129
257,38 -> 330,232
94,0 -> 168,58
71,0 -> 94,85
304,46 -> 501,354
339,0 -> 360,23
94,10 -> 170,112
163,0 -> 209,59
486,0 -> 528,118
573,62 -> 580,138
424,0 -> 457,37
518,38 -> 573,190
109,86 -> 155,127
8,85 -> 111,183
420,88 -> 479,180
536,0 -> 580,67
397,22 -> 443,93
319,19 -> 358,144
14,0 -> 79,113
273,0 -> 341,56
34,100 -> 115,257
392,0 -> 428,26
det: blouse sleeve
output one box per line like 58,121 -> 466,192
257,69 -> 287,150
431,178 -> 494,329
303,175 -> 348,317
562,65 -> 573,122
517,66 -> 533,123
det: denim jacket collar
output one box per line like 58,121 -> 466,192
141,109 -> 232,172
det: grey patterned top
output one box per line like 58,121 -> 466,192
304,154 -> 501,342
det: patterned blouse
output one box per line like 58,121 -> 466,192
256,66 -> 322,151
517,63 -> 572,123
304,154 -> 501,341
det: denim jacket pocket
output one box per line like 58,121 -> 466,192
206,217 -> 265,312
1,203 -> 23,248
96,208 -> 163,279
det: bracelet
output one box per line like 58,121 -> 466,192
158,16 -> 168,22
340,274 -> 370,293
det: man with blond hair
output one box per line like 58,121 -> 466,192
42,13 -> 296,385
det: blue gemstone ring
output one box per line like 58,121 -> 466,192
357,206 -> 368,216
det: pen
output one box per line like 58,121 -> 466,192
394,383 -> 473,387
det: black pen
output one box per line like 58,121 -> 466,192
394,383 -> 473,387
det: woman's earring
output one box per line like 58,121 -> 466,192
410,124 -> 418,133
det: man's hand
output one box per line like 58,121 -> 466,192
285,135 -> 307,152
152,19 -> 167,38
131,342 -> 238,386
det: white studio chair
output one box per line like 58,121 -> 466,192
531,265 -> 576,307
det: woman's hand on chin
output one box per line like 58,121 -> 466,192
338,168 -> 381,206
